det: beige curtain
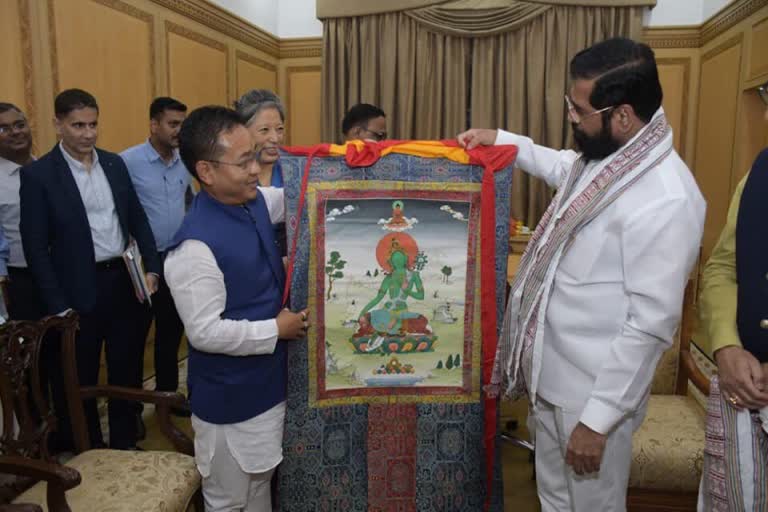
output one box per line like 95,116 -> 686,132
470,6 -> 645,225
322,13 -> 470,141
321,2 -> 646,225
317,0 -> 654,18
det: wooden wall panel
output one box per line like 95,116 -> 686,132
236,51 -> 277,97
694,37 -> 743,262
285,66 -> 322,145
657,58 -> 690,157
166,22 -> 228,111
748,17 -> 768,81
0,1 -> 27,114
51,0 -> 153,152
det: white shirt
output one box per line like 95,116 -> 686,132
0,155 -> 32,267
59,143 -> 125,261
496,129 -> 706,434
164,187 -> 286,475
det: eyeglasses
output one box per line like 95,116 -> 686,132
362,128 -> 387,141
0,120 -> 28,135
758,84 -> 768,107
206,154 -> 259,172
565,95 -> 615,125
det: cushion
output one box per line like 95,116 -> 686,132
650,330 -> 681,395
630,394 -> 705,492
13,449 -> 200,511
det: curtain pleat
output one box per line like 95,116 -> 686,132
321,3 -> 645,225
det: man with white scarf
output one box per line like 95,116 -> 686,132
458,37 -> 706,511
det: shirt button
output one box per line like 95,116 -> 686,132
761,319 -> 768,330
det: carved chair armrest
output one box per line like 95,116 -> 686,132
0,456 -> 80,490
680,350 -> 711,397
0,455 -> 80,512
78,386 -> 193,456
0,504 -> 43,512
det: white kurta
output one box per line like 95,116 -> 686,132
165,186 -> 286,483
496,129 -> 706,435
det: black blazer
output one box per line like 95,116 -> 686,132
20,143 -> 161,315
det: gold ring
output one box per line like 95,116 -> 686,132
728,395 -> 739,406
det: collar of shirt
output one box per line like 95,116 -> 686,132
59,141 -> 98,172
143,139 -> 180,168
0,155 -> 34,176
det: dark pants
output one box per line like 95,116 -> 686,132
63,260 -> 147,450
148,270 -> 185,392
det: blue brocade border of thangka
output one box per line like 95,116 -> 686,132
279,152 -> 512,511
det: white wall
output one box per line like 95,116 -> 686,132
702,0 -> 735,20
207,0 -> 279,36
278,0 -> 323,38
644,0 -> 702,26
211,0 -> 735,37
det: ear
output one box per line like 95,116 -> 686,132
196,160 -> 215,186
613,104 -> 636,133
149,117 -> 159,135
53,117 -> 62,136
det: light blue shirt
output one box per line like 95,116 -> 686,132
60,142 -> 125,262
121,140 -> 191,252
0,223 -> 9,276
0,155 -> 32,267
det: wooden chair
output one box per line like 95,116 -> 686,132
627,280 -> 710,511
0,312 -> 202,511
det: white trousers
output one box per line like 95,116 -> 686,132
531,397 -> 644,512
201,423 -> 276,512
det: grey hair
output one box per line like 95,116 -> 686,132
233,89 -> 285,126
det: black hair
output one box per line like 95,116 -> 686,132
150,97 -> 187,120
341,103 -> 386,135
569,37 -> 662,123
0,103 -> 22,115
54,88 -> 99,118
178,105 -> 244,180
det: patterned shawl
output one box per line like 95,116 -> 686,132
490,108 -> 674,400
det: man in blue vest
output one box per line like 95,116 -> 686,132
165,105 -> 308,512
697,80 -> 768,510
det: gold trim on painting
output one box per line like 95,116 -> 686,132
306,180 -> 484,408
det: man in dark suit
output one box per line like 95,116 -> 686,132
20,88 -> 160,450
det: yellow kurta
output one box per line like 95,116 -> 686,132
697,174 -> 749,357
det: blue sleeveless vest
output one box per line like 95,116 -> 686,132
169,189 -> 286,423
736,148 -> 768,363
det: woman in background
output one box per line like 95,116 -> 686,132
234,89 -> 287,257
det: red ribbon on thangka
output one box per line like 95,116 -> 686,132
281,139 -> 518,510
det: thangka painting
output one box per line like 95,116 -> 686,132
279,141 -> 517,512
312,187 -> 481,405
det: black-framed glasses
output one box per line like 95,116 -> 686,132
758,83 -> 768,107
362,128 -> 387,141
565,95 -> 615,125
0,120 -> 28,135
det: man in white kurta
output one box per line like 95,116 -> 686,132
165,106 -> 307,511
459,37 -> 705,511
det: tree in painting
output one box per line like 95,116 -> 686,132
325,251 -> 346,300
